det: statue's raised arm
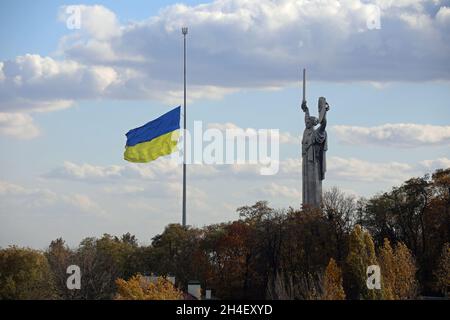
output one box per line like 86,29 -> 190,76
301,100 -> 310,125
318,97 -> 330,132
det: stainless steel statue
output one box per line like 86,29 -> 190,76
300,69 -> 330,207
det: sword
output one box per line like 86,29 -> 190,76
301,68 -> 307,111
303,68 -> 306,103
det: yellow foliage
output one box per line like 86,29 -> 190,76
115,274 -> 182,300
393,242 -> 417,299
379,238 -> 417,299
378,238 -> 395,300
323,258 -> 346,300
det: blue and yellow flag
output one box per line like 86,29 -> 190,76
124,106 -> 181,163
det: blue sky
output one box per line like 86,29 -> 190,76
0,0 -> 449,248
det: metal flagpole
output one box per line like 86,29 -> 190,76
182,27 -> 188,227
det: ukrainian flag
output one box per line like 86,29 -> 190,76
124,106 -> 181,163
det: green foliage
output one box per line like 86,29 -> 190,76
343,225 -> 382,300
45,238 -> 75,299
151,224 -> 205,288
0,246 -> 56,299
44,233 -> 155,299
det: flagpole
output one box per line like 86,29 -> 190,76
182,27 -> 188,227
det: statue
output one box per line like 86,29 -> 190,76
300,70 -> 330,208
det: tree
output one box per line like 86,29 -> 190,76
237,201 -> 273,222
434,243 -> 450,296
117,232 -> 138,247
266,270 -> 323,300
115,275 -> 182,300
343,225 -> 381,300
0,246 -> 56,299
378,238 -> 395,299
323,258 -> 346,300
202,220 -> 258,299
151,224 -> 206,288
322,187 -> 357,261
360,169 -> 449,293
379,238 -> 417,299
46,238 -> 76,299
393,242 -> 417,299
72,233 -> 140,299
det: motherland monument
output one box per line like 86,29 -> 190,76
301,69 -> 330,208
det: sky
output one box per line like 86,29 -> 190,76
0,0 -> 449,249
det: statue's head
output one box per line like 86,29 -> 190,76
306,116 -> 319,128
318,97 -> 327,110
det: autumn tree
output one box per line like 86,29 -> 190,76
238,202 -> 284,299
428,169 -> 450,292
202,220 -> 260,299
360,169 -> 449,292
281,209 -> 335,279
68,233 -> 142,299
379,238 -> 418,299
394,242 -> 418,298
343,225 -> 382,300
322,187 -> 357,261
263,206 -> 336,300
378,238 -> 395,299
151,224 -> 206,289
46,238 -> 76,299
434,243 -> 450,296
115,275 -> 182,300
323,258 -> 346,300
0,246 -> 56,299
1,168 -> 446,300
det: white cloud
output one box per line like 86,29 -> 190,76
420,157 -> 450,170
326,156 -> 450,184
0,112 -> 40,139
436,6 -> 450,26
59,0 -> 450,85
45,157 -> 289,183
1,0 -> 449,117
0,1 -> 448,139
45,154 -> 450,187
250,182 -> 301,199
126,200 -> 161,213
0,54 -> 117,113
61,193 -> 104,214
0,180 -> 44,196
58,5 -> 121,40
0,180 -> 102,213
207,122 -> 299,144
328,156 -> 416,182
48,161 -> 123,181
102,185 -> 146,195
332,123 -> 450,148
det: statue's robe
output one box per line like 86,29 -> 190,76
302,117 -> 327,207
